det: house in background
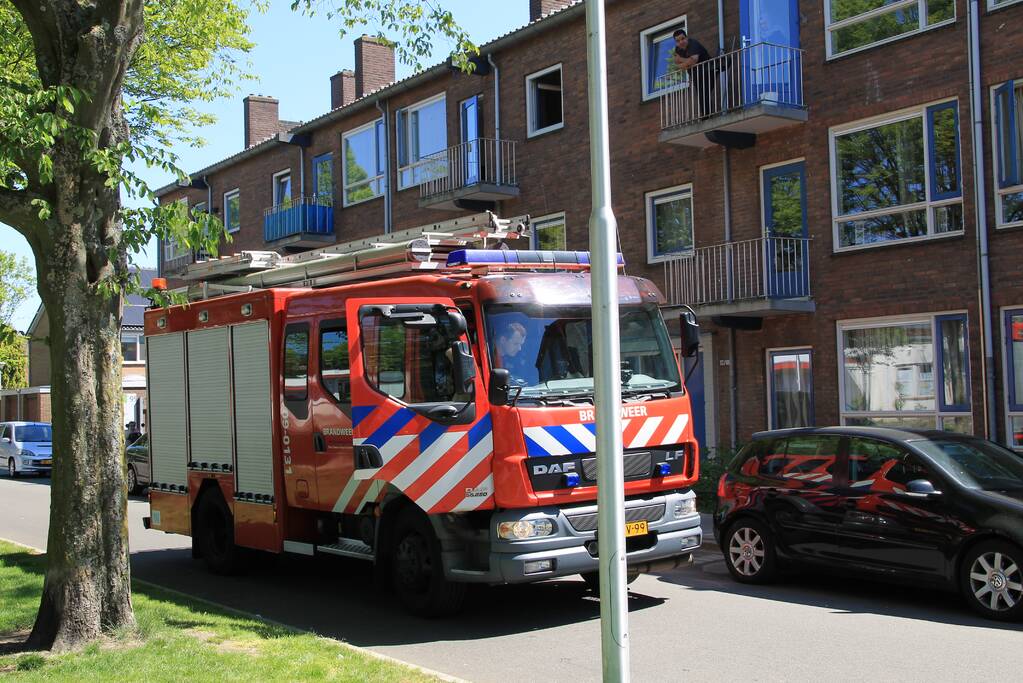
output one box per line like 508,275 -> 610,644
0,268 -> 154,431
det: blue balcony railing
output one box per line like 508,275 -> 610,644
263,197 -> 334,243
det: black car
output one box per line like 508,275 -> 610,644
126,433 -> 151,495
714,427 -> 1023,621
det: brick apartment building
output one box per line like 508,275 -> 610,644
156,0 -> 1023,455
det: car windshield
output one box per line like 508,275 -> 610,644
484,303 -> 681,400
914,437 -> 1023,492
15,424 -> 51,443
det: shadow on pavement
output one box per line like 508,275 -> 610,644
130,546 -> 666,647
1,475 -> 51,487
655,549 -> 1023,633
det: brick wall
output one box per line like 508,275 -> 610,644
157,0 -> 1023,448
529,0 -> 575,22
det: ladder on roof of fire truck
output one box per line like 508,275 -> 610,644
178,211 -> 532,299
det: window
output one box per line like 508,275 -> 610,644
1004,308 -> 1023,449
831,101 -> 962,250
223,189 -> 240,233
768,349 -> 813,429
342,119 -> 387,205
825,0 -> 955,59
320,324 -> 350,411
1,424 -> 10,441
526,64 -> 564,137
989,0 -> 1023,9
992,81 -> 1023,227
191,202 -> 210,261
397,94 -> 447,190
121,332 -> 144,363
164,199 -> 191,262
360,312 -> 467,405
312,153 -> 333,204
839,313 -> 971,431
272,170 -> 291,207
283,324 -> 309,401
646,185 -> 694,263
846,438 -> 928,492
760,435 -> 839,486
533,213 -> 567,250
640,15 -> 687,101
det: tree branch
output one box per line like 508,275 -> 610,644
0,185 -> 45,241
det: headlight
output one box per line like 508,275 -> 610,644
18,449 -> 36,458
497,518 -> 556,540
674,498 -> 697,518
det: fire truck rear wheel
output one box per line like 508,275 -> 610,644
390,510 -> 466,617
196,491 -> 242,575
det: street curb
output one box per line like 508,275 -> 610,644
0,535 -> 469,683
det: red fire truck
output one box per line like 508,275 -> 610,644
144,212 -> 703,615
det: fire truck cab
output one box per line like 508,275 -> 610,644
144,213 -> 703,615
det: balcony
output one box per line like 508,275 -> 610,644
263,197 -> 334,248
418,138 -> 519,211
661,236 -> 815,318
659,42 -> 807,149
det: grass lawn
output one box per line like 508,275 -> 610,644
0,540 -> 439,682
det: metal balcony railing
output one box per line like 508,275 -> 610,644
263,196 -> 334,243
660,42 -> 805,130
419,138 -> 518,199
662,236 -> 812,308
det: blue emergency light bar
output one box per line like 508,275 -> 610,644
445,249 -> 625,268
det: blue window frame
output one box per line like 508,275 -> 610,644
312,153 -> 333,204
995,80 -> 1020,190
926,102 -> 962,201
935,314 -> 970,413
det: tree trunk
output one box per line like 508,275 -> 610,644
27,175 -> 135,652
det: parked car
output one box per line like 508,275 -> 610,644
715,427 -> 1023,622
0,421 -> 53,478
126,433 -> 151,494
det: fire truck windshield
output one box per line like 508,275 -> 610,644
484,303 -> 681,400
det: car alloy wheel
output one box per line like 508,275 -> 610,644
127,467 -> 138,495
969,551 -> 1023,613
729,527 -> 765,577
7,458 -> 16,478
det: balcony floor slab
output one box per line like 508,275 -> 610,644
419,183 -> 520,211
665,298 -> 815,318
660,103 -> 808,149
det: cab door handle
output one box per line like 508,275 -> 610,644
313,432 -> 326,452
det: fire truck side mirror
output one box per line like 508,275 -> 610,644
451,341 -> 477,395
442,309 -> 467,340
680,309 -> 700,358
489,368 -> 511,406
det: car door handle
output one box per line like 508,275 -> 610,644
313,433 -> 326,452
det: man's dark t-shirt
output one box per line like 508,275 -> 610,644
675,37 -> 711,64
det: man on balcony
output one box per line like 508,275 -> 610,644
672,29 -> 717,120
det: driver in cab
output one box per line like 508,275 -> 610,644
494,321 -> 534,385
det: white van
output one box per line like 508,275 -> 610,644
1,422 -> 53,478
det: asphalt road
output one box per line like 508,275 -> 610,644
3,475 -> 1022,682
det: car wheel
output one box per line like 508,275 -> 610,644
723,518 -> 778,584
196,491 -> 242,575
961,540 -> 1023,622
127,466 -> 140,495
581,571 -> 640,592
390,510 -> 466,617
7,458 -> 17,479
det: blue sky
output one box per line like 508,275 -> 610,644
2,0 -> 528,330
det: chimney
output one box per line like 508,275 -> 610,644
529,0 -> 574,22
354,35 -> 395,98
330,69 -> 357,109
243,95 -> 280,148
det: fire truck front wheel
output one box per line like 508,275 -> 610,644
390,510 -> 466,617
196,491 -> 242,575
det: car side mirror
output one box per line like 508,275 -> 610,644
450,341 -> 476,395
906,479 -> 940,496
680,308 -> 700,358
489,368 -> 510,407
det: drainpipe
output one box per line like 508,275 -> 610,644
377,99 -> 392,233
968,0 -> 997,440
488,53 -> 501,185
717,0 -> 725,53
299,147 -> 305,198
725,147 -> 737,451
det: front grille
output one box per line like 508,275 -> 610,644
566,502 -> 665,533
581,451 -> 652,481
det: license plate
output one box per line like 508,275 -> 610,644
39,460 -> 52,466
625,520 -> 648,537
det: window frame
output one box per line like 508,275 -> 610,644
271,169 -> 292,208
645,183 -> 695,264
823,0 -> 957,60
121,331 -> 145,365
283,323 -> 310,403
318,319 -> 351,416
163,198 -> 191,262
639,15 -> 687,102
311,152 -> 334,205
766,346 -> 814,430
990,80 -> 1023,228
223,189 -> 241,234
525,63 -> 565,138
1002,306 -> 1023,450
829,99 -> 964,252
532,211 -> 567,250
396,92 -> 447,191
988,0 -> 1023,10
836,312 -> 972,431
342,118 -> 387,206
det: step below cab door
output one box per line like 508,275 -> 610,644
344,297 -> 495,514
